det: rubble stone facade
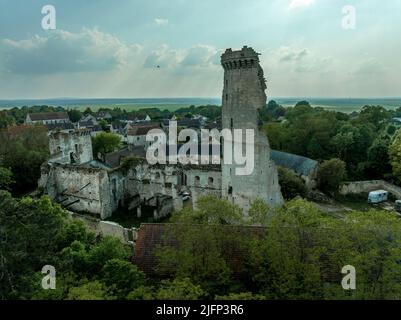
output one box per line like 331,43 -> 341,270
221,46 -> 283,211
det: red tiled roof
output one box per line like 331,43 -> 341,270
2,124 -> 47,135
127,123 -> 161,136
132,223 -> 266,277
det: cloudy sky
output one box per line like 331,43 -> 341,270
0,0 -> 400,99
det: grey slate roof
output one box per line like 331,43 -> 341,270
270,150 -> 318,176
177,118 -> 201,129
78,120 -> 96,128
127,123 -> 161,136
45,123 -> 75,131
28,112 -> 69,121
104,147 -> 147,168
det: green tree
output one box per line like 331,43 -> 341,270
101,259 -> 146,299
55,219 -> 95,251
0,167 -> 14,190
263,122 -> 290,150
357,105 -> 391,128
155,278 -> 205,300
248,199 -> 272,226
389,130 -> 401,182
83,107 -> 94,115
127,286 -> 155,300
277,167 -> 307,200
215,292 -> 266,300
387,125 -> 397,136
266,100 -> 286,119
67,109 -> 83,123
86,236 -> 129,274
92,132 -> 122,158
332,123 -> 375,177
246,198 -> 401,299
99,119 -> 109,130
0,192 -> 66,299
0,125 -> 49,194
156,196 -> 246,296
318,158 -> 347,193
0,111 -> 15,128
363,135 -> 392,179
67,281 -> 111,300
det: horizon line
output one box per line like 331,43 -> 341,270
1,96 -> 401,101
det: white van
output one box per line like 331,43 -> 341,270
368,190 -> 389,204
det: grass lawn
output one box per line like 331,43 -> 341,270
334,193 -> 373,211
335,193 -> 399,212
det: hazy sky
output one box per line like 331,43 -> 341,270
0,0 -> 400,99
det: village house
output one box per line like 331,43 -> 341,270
80,114 -> 98,125
96,111 -> 113,121
136,114 -> 152,123
127,123 -> 161,148
25,112 -> 71,125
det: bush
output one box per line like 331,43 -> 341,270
277,167 -> 307,200
155,278 -> 205,300
318,158 -> 347,193
101,259 -> 146,298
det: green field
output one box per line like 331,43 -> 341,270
69,104 -> 194,112
280,104 -> 401,114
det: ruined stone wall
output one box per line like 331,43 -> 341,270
40,164 -> 114,219
126,164 -> 181,199
127,134 -> 151,148
69,212 -> 137,246
49,130 -> 93,164
107,170 -> 126,214
124,162 -> 224,212
340,180 -> 401,199
220,46 -> 284,213
125,163 -> 183,214
183,168 -> 222,210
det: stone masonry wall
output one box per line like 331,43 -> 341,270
220,46 -> 284,213
340,180 -> 401,199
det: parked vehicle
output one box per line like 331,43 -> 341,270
181,192 -> 191,201
395,200 -> 401,212
368,190 -> 389,204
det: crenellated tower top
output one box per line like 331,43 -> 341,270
221,46 -> 261,70
221,45 -> 266,90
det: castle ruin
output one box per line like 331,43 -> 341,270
39,46 -> 283,219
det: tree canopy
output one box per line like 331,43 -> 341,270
92,132 -> 122,159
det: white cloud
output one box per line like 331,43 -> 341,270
143,44 -> 220,71
352,58 -> 387,76
0,28 -> 142,74
266,46 -> 332,74
289,0 -> 315,10
278,47 -> 308,62
180,45 -> 220,67
143,44 -> 183,69
154,18 -> 169,26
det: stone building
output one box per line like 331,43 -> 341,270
39,129 -> 124,219
127,123 -> 161,148
25,112 -> 70,125
270,150 -> 319,189
221,46 -> 283,211
39,46 -> 283,220
48,129 -> 94,165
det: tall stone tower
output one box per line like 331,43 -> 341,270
221,46 -> 283,212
